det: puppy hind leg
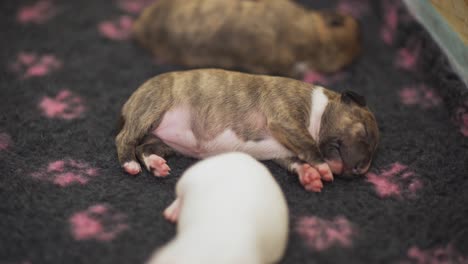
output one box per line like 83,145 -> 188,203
116,114 -> 155,175
116,76 -> 174,176
116,130 -> 142,175
136,134 -> 174,177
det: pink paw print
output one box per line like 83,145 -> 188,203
0,133 -> 12,151
117,0 -> 156,14
10,52 -> 62,79
303,70 -> 347,86
380,0 -> 400,45
454,100 -> 468,137
98,15 -> 134,41
336,0 -> 370,18
400,244 -> 468,264
395,40 -> 421,71
296,216 -> 356,251
31,159 -> 99,187
69,204 -> 129,241
39,89 -> 86,120
16,0 -> 58,24
366,162 -> 423,199
398,84 -> 442,109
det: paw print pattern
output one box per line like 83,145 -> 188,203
395,40 -> 421,71
10,52 -> 62,79
39,89 -> 86,120
98,15 -> 134,41
366,162 -> 423,199
398,84 -> 442,109
336,0 -> 370,18
69,204 -> 129,241
296,216 -> 356,251
400,244 -> 468,264
117,0 -> 156,14
303,70 -> 347,86
0,133 -> 12,151
380,0 -> 400,45
454,100 -> 468,137
16,0 -> 58,24
31,159 -> 99,187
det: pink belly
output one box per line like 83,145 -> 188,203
152,107 -> 201,157
152,106 -> 293,159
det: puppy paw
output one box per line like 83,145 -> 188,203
123,161 -> 141,175
296,163 -> 324,192
304,180 -> 324,192
163,198 -> 180,223
315,163 -> 334,182
143,154 -> 171,177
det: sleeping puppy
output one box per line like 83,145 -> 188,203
147,152 -> 289,264
115,69 -> 379,192
132,0 -> 361,77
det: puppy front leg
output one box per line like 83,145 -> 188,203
274,157 -> 332,192
269,121 -> 323,163
269,122 -> 334,190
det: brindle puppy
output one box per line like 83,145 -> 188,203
133,0 -> 361,77
115,69 -> 379,192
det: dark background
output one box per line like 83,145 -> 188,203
1,0 -> 467,263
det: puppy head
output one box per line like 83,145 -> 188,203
312,11 -> 361,72
319,90 -> 379,177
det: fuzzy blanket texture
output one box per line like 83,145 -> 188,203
1,0 -> 468,263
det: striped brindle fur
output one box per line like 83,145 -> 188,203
116,69 -> 379,192
133,0 -> 361,77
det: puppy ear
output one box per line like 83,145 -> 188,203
341,90 -> 366,107
319,11 -> 345,27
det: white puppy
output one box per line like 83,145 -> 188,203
147,152 -> 289,264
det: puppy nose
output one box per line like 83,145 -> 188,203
352,162 -> 371,175
352,167 -> 361,175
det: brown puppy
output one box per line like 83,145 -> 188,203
116,69 -> 379,192
133,0 -> 361,77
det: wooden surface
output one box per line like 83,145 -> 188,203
430,0 -> 468,44
403,0 -> 468,87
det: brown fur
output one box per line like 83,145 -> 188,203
132,0 -> 361,77
319,89 -> 379,176
116,69 -> 379,176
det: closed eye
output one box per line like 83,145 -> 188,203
330,141 -> 342,154
328,138 -> 341,149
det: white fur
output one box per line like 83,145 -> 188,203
123,161 -> 141,172
147,153 -> 289,264
308,86 -> 329,141
142,155 -> 153,171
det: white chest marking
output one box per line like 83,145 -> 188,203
308,87 -> 329,141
